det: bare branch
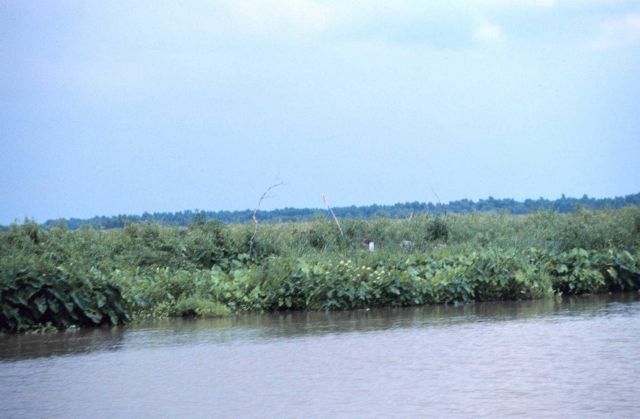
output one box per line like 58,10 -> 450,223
249,181 -> 285,257
428,183 -> 446,216
322,194 -> 344,239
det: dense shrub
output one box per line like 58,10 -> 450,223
427,217 -> 449,242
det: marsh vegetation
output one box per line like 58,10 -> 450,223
1,207 -> 639,333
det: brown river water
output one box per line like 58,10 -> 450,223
1,293 -> 640,418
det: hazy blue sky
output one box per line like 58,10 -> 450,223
1,0 -> 639,223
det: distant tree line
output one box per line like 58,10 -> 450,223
14,192 -> 640,230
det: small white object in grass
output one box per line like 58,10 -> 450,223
369,241 -> 375,252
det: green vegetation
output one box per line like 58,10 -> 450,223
2,206 -> 640,333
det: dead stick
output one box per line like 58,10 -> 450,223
249,181 -> 284,257
323,194 -> 344,238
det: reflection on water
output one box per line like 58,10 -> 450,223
2,293 -> 638,361
2,293 -> 640,417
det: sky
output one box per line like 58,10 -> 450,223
1,0 -> 639,224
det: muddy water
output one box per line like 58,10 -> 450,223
2,294 -> 640,418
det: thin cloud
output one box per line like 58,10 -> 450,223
224,0 -> 332,38
476,0 -> 555,9
587,14 -> 640,50
473,21 -> 505,45
221,0 -> 555,42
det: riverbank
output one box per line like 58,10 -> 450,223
2,207 -> 639,333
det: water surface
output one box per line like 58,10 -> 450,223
2,294 -> 640,418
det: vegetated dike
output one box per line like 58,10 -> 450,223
1,207 -> 639,333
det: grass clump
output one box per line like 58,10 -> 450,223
170,296 -> 231,318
